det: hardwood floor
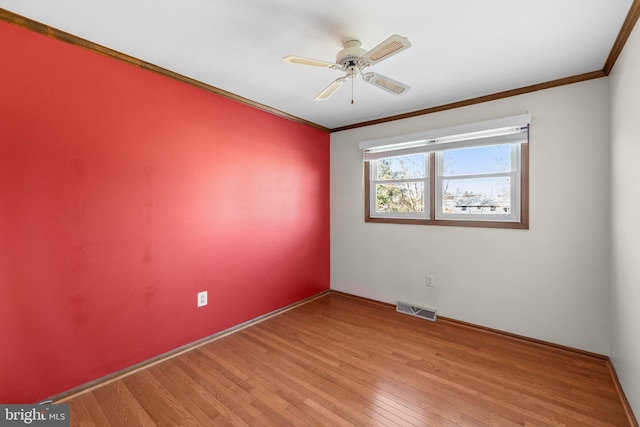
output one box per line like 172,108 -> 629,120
60,292 -> 633,426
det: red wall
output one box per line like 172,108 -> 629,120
0,21 -> 329,403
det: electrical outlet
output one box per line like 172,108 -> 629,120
197,291 -> 208,307
426,275 -> 435,287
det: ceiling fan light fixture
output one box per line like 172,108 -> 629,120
345,64 -> 362,79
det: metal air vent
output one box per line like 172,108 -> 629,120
396,301 -> 437,322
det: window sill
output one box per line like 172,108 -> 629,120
365,216 -> 529,229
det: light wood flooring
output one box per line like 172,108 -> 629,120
61,292 -> 634,426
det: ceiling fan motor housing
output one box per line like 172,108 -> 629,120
336,40 -> 369,70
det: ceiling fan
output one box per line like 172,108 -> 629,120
283,34 -> 412,101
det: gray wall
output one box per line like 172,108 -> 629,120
610,18 -> 640,417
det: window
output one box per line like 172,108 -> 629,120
361,115 -> 530,228
371,153 -> 429,218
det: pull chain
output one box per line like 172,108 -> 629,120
351,77 -> 355,105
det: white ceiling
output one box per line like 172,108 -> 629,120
0,1 -> 634,129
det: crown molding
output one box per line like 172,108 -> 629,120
330,71 -> 605,132
604,0 -> 640,75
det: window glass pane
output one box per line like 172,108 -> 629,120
376,182 -> 425,213
442,177 -> 511,214
376,154 -> 426,180
442,145 -> 511,176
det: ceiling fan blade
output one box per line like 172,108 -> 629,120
361,34 -> 411,65
314,77 -> 348,101
363,72 -> 410,96
283,55 -> 341,69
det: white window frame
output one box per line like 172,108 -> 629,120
360,114 -> 530,228
369,153 -> 430,219
435,143 -> 521,222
